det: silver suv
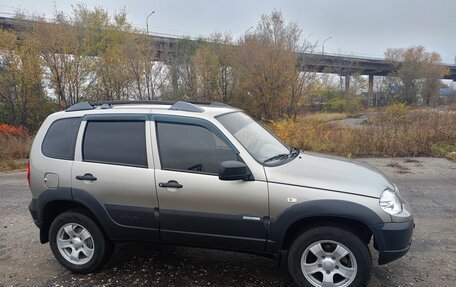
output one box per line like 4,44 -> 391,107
28,101 -> 414,287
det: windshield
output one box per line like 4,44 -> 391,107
217,112 -> 291,163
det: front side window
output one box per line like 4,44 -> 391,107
83,121 -> 147,168
156,122 -> 238,174
42,117 -> 81,160
217,112 -> 290,163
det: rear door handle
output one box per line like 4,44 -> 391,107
159,180 -> 183,188
76,173 -> 97,181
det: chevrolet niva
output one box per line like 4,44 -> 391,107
28,101 -> 414,287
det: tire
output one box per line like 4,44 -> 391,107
49,211 -> 110,273
288,226 -> 372,287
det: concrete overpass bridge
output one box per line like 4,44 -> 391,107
297,52 -> 456,96
1,16 -> 455,97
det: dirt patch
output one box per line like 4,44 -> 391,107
386,160 -> 412,174
327,114 -> 369,127
403,158 -> 420,163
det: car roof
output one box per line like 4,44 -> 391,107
58,101 -> 240,120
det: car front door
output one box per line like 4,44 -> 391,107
152,116 -> 269,251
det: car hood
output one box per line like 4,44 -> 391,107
264,152 -> 394,198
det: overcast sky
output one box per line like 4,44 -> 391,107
0,0 -> 455,64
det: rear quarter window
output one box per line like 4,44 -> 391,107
41,117 -> 82,160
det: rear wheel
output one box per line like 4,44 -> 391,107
288,226 -> 372,287
49,211 -> 110,273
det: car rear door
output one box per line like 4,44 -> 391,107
152,115 -> 269,251
71,114 -> 159,241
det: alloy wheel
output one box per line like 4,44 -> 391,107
300,240 -> 357,287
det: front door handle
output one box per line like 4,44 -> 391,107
76,173 -> 97,181
159,180 -> 183,188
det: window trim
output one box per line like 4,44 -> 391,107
154,116 -> 241,176
153,115 -> 239,153
82,119 -> 148,168
41,117 -> 82,160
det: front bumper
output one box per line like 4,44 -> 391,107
372,219 -> 414,265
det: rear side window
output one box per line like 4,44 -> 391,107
83,121 -> 147,168
42,117 -> 81,160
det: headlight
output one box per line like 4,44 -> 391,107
379,188 -> 403,215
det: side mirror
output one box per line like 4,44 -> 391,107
219,161 -> 252,181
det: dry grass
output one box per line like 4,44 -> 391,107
0,133 -> 32,171
0,158 -> 29,171
267,105 -> 456,159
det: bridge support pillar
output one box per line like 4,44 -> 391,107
368,75 -> 374,107
345,76 -> 350,96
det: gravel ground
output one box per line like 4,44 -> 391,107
0,157 -> 455,287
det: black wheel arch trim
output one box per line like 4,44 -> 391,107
30,188 -> 159,244
267,199 -> 385,252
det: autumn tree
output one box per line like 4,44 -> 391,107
209,32 -> 236,103
233,11 -> 294,118
78,6 -> 136,101
385,46 -> 448,105
0,29 -> 53,130
233,10 -> 317,119
190,33 -> 234,102
34,11 -> 95,109
422,52 -> 449,105
162,38 -> 202,101
192,44 -> 222,101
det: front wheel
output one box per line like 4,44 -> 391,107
49,211 -> 110,273
288,226 -> 372,287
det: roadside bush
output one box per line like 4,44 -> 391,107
322,91 -> 363,114
380,103 -> 408,125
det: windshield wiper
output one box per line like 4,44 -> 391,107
263,147 -> 300,164
263,153 -> 290,163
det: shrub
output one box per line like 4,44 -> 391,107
322,91 -> 363,114
377,103 -> 408,126
0,124 -> 28,137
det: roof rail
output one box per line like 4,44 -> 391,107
65,102 -> 94,112
169,101 -> 204,112
65,100 -> 228,112
90,100 -> 177,106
